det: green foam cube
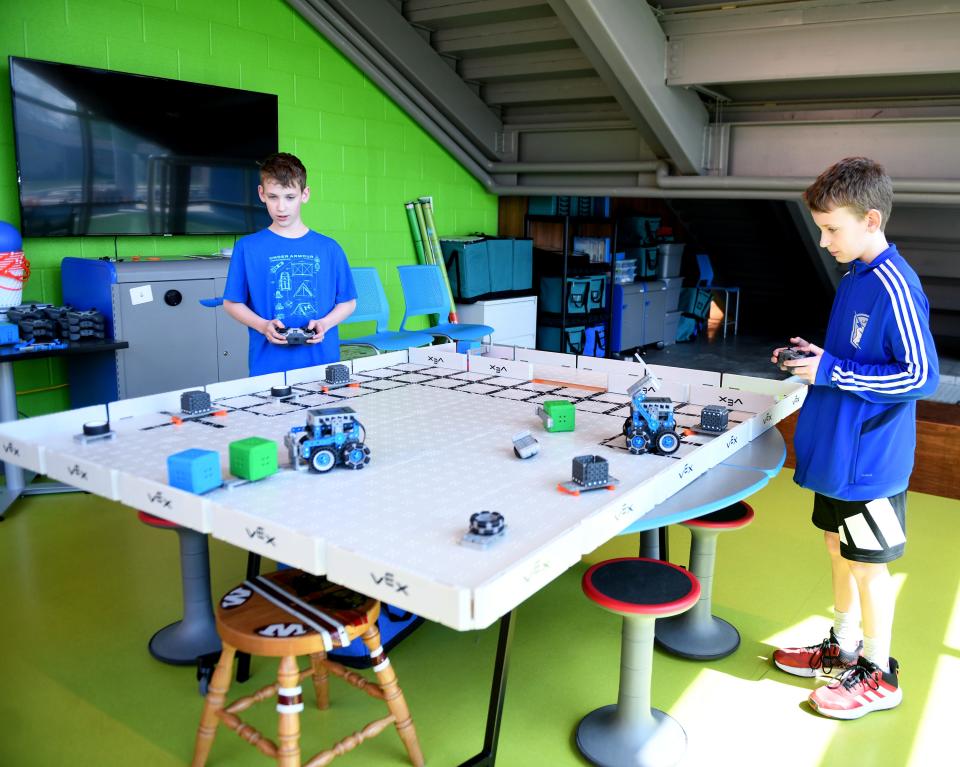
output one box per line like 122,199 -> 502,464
229,437 -> 278,482
543,400 -> 576,432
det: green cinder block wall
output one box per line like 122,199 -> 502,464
0,0 -> 498,416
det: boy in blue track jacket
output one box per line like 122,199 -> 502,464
771,157 -> 938,720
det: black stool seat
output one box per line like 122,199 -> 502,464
684,501 -> 754,530
583,558 -> 700,617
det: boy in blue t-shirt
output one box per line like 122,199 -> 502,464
223,152 -> 357,376
771,157 -> 938,720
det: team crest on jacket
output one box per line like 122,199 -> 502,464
851,313 -> 869,349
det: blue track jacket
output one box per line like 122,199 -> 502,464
793,244 -> 939,501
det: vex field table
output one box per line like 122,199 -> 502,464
0,344 -> 803,764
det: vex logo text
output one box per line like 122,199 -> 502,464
718,396 -> 744,406
678,463 -> 694,480
725,435 -> 739,448
68,464 -> 88,480
488,363 -> 508,374
616,502 -> 635,520
2,441 -> 19,457
371,572 -> 409,595
246,527 -> 276,546
147,491 -> 172,509
523,559 -> 550,583
426,355 -> 446,365
763,413 -> 772,424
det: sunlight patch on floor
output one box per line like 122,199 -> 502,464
907,654 -> 960,767
672,668 -> 838,767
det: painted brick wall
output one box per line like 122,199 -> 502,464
0,0 -> 497,415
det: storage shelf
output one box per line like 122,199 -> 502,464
525,212 -> 618,358
537,310 -> 610,327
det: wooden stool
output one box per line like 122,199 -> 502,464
192,569 -> 424,767
578,558 -> 700,767
655,501 -> 755,660
137,511 -> 221,665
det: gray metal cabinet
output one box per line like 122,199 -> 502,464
62,257 -> 249,405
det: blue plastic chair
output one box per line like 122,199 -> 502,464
397,265 -> 494,342
340,268 -> 435,353
695,254 -> 740,338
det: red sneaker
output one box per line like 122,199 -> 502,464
809,657 -> 902,720
773,628 -> 861,678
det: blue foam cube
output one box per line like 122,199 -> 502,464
167,448 -> 222,494
0,323 -> 19,345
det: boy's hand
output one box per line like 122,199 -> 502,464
263,318 -> 288,344
306,318 -> 326,343
773,336 -> 824,384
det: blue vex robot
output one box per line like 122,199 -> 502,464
623,374 -> 681,456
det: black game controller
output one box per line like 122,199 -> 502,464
277,325 -> 316,345
776,347 -> 815,372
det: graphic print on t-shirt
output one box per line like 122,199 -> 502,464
270,253 -> 320,325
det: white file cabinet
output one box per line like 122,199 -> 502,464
455,295 -> 537,348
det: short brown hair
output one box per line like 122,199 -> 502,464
803,157 -> 893,229
259,152 -> 307,190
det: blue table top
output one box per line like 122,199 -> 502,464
619,427 -> 786,534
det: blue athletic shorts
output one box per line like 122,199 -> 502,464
812,491 -> 907,564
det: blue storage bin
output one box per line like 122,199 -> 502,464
528,196 -> 557,215
587,275 -> 606,311
639,247 -> 659,278
537,324 -> 586,354
513,238 -> 533,291
486,238 -> 514,293
679,287 -> 712,320
441,238 -> 491,301
167,448 -> 222,495
540,276 -> 590,314
584,324 -> 606,357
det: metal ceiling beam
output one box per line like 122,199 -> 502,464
726,119 -> 960,178
665,5 -> 960,85
460,48 -> 593,81
548,0 -> 709,175
431,16 -> 571,55
483,76 -> 611,105
405,0 -> 552,28
301,0 -> 503,159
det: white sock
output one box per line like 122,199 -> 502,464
833,609 -> 861,653
862,636 -> 890,672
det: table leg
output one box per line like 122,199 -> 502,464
236,552 -> 262,683
639,528 -> 669,561
0,361 -> 23,520
459,611 -> 515,767
1,361 -> 84,520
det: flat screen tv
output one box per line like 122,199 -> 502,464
9,56 -> 278,237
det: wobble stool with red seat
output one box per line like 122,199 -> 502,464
137,511 -> 221,664
578,557 -> 700,767
655,501 -> 755,660
192,569 -> 423,767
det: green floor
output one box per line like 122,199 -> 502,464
1,470 -> 957,767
